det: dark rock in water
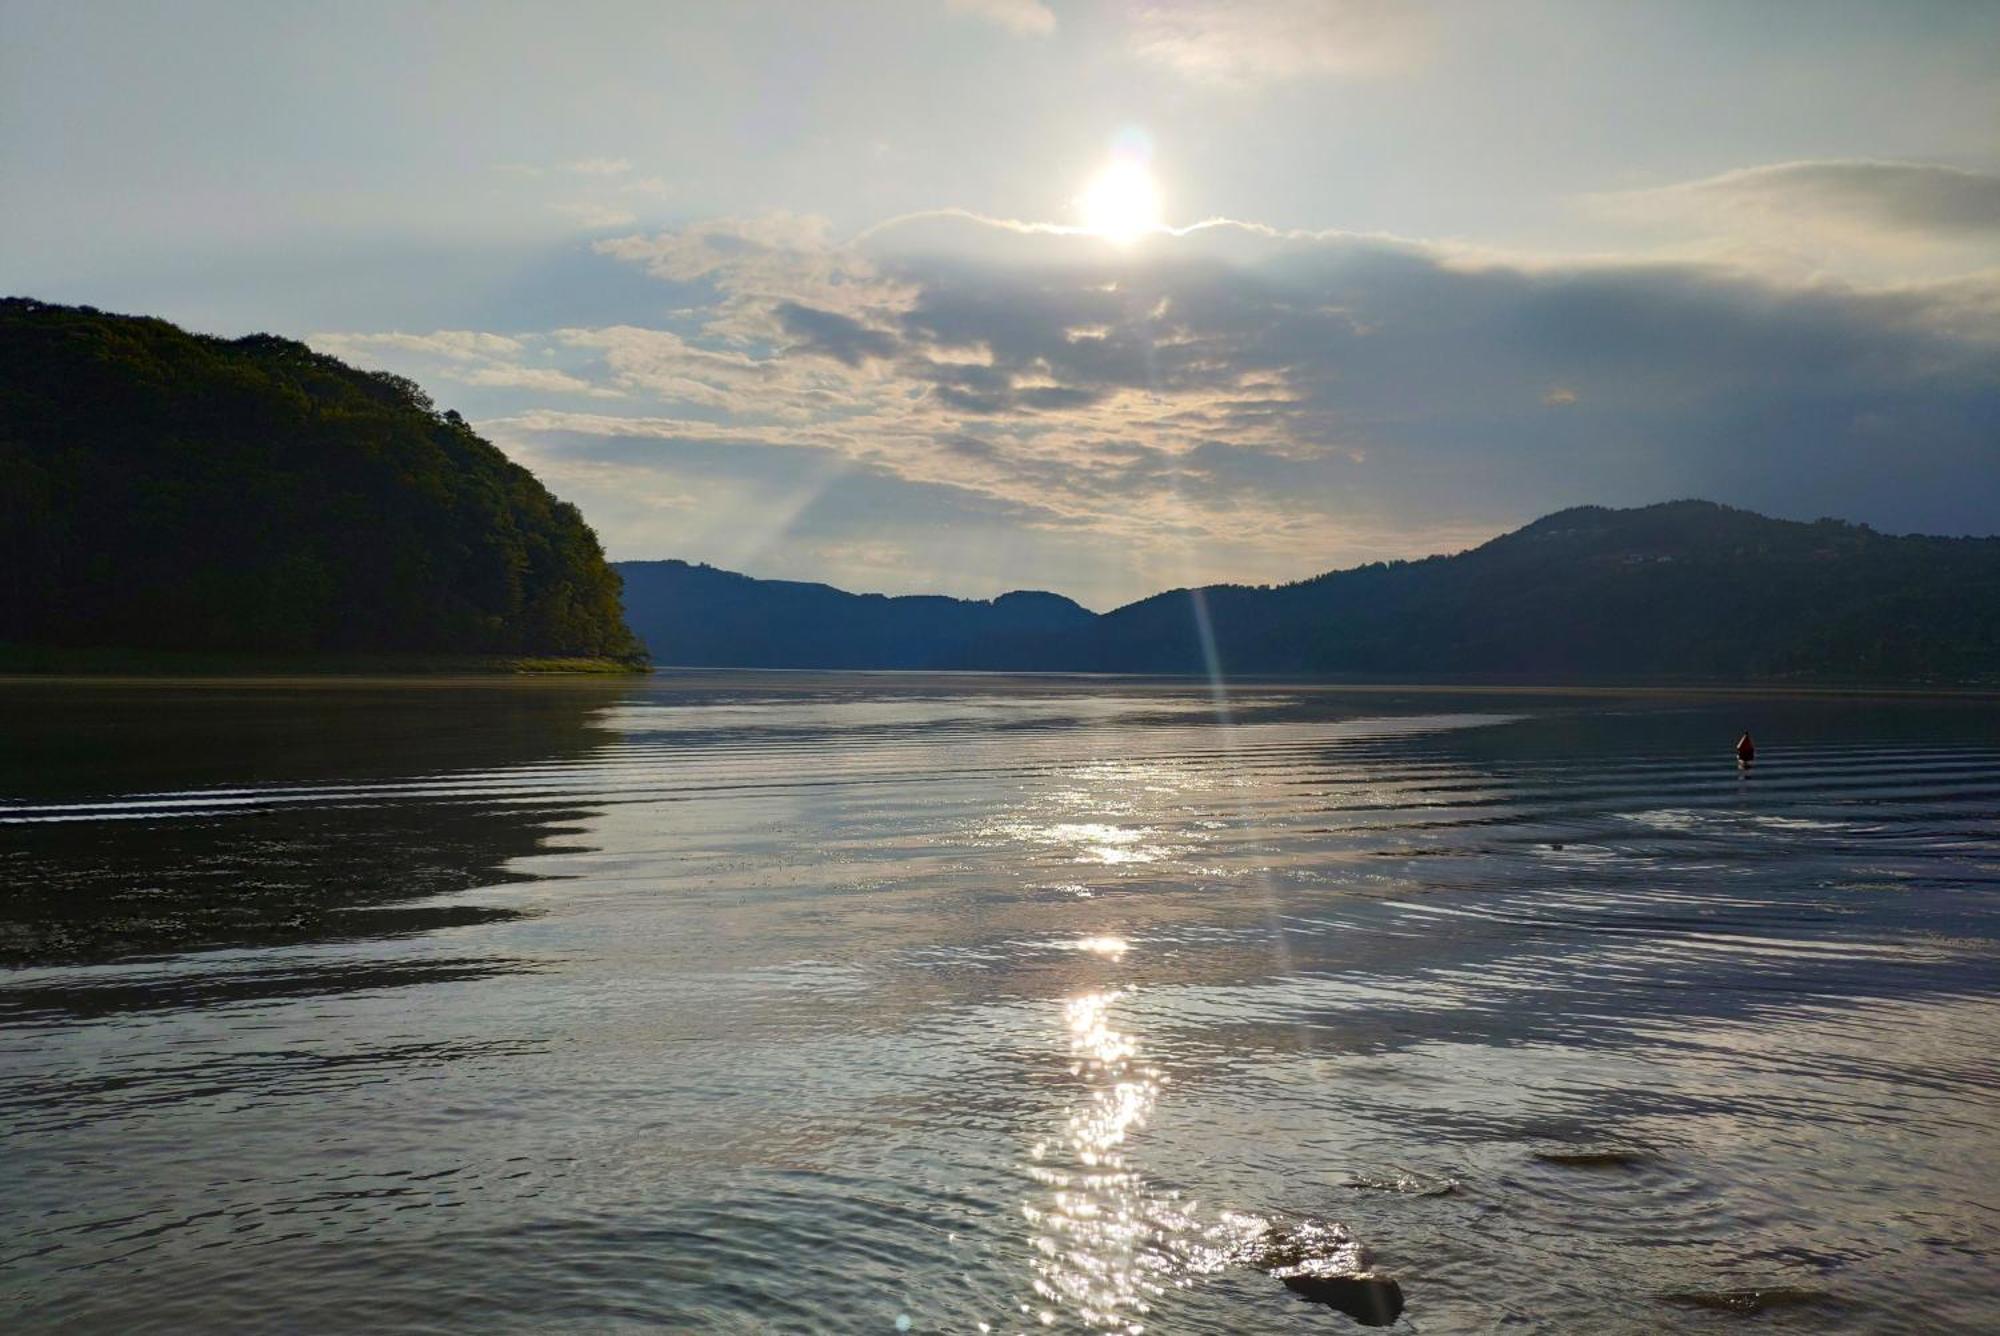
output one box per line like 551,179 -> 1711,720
1533,1146 -> 1652,1167
1659,1287 -> 1824,1315
1235,1217 -> 1370,1275
1346,1169 -> 1459,1197
1280,1272 -> 1407,1326
1234,1218 -> 1406,1326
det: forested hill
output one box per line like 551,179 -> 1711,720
0,299 -> 644,664
623,503 -> 2000,683
616,560 -> 1095,669
1067,502 -> 2000,682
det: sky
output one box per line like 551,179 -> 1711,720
4,0 -> 1997,609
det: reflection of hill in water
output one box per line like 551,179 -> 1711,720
0,681 -> 623,965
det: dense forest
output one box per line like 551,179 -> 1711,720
617,560 -> 1094,668
0,300 -> 644,664
619,503 -> 2000,683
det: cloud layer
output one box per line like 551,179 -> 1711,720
1614,160 -> 2000,239
1592,160 -> 2000,284
314,208 -> 2000,604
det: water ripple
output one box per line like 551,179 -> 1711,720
2,678 -> 1997,1332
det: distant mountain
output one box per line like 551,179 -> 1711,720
0,299 -> 645,664
1068,502 -> 2000,681
616,559 -> 1095,669
623,503 -> 2000,682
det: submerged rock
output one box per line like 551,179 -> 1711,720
1278,1271 -> 1407,1326
1346,1169 -> 1459,1197
1233,1218 -> 1406,1326
1659,1286 -> 1824,1315
1532,1146 -> 1653,1167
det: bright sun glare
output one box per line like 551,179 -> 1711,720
1077,159 -> 1163,245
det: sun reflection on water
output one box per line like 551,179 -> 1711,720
1056,935 -> 1131,959
1022,986 -> 1168,1332
1017,964 -> 1289,1331
1044,823 -> 1166,866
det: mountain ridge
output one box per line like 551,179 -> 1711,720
616,559 -> 1095,669
619,501 -> 2000,682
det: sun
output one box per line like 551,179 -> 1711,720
1077,159 -> 1163,245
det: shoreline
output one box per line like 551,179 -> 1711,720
2,662 -> 1992,700
634,665 -> 2000,700
0,647 -> 649,679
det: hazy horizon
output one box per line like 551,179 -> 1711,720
612,496 -> 1987,615
5,0 -> 1996,606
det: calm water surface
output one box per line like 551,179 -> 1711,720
2,675 -> 1997,1332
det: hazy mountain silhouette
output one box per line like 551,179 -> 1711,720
620,503 -> 2000,682
617,560 -> 1095,668
0,299 -> 644,664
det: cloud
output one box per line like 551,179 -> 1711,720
1126,0 -> 1430,85
462,365 -> 616,396
552,201 -> 640,230
327,211 -> 2000,601
310,328 -> 620,400
621,213 -> 1998,539
1598,160 -> 2000,242
311,330 -> 526,363
620,176 -> 673,199
774,301 -> 900,366
596,212 -> 910,347
565,157 -> 634,177
945,0 -> 1056,37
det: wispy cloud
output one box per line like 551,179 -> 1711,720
1126,0 -> 1431,85
564,157 -> 634,177
1597,160 -> 2000,241
311,330 -> 527,363
552,201 -> 640,230
309,329 -> 622,399
620,176 -> 674,199
462,365 -> 617,396
945,0 -> 1056,37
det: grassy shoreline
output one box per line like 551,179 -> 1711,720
0,645 -> 649,677
2,649 -> 1992,696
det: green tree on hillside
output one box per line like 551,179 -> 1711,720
0,299 -> 645,664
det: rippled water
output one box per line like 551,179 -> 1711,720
3,676 -> 1997,1332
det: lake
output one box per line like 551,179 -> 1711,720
2,675 -> 1997,1332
